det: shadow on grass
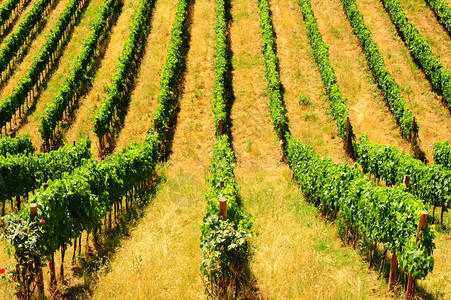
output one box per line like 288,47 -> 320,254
59,173 -> 164,299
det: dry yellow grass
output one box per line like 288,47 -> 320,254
112,0 -> 178,152
92,0 -> 216,298
269,0 -> 350,165
0,0 -> 69,100
242,172 -> 391,299
229,0 -> 283,173
16,0 -> 106,147
355,0 -> 451,162
310,0 -> 412,155
63,0 -> 142,157
92,167 -> 209,299
418,230 -> 451,299
397,0 -> 451,71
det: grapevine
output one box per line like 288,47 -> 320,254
39,0 -> 121,142
381,0 -> 451,107
341,0 -> 417,138
93,0 -> 155,139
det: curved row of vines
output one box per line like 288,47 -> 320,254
257,0 -> 437,294
0,0 -> 90,137
341,0 -> 417,139
39,0 -> 122,145
200,0 -> 254,298
381,0 -> 451,107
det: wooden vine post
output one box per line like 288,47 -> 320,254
403,175 -> 410,189
410,116 -> 416,144
30,203 -> 44,299
345,116 -> 352,154
219,119 -> 223,135
389,175 -> 410,292
405,211 -> 428,300
219,197 -> 227,221
388,248 -> 398,292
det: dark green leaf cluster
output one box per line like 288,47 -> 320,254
0,0 -> 86,128
0,134 -> 34,156
256,0 -> 288,140
341,0 -> 416,138
356,134 -> 451,208
39,0 -> 121,140
93,0 -> 154,137
212,0 -> 228,136
298,0 -> 353,140
200,136 -> 254,291
0,139 -> 91,204
5,134 -> 158,256
433,140 -> 451,168
0,0 -> 52,75
381,0 -> 451,107
286,135 -> 435,279
425,0 -> 451,33
152,0 -> 190,139
0,0 -> 21,28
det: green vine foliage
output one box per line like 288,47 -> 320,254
152,0 -> 191,140
298,0 -> 354,140
212,0 -> 229,136
0,139 -> 91,204
0,134 -> 34,157
4,134 -> 158,258
93,0 -> 155,137
356,134 -> 451,209
0,0 -> 21,28
425,0 -> 451,33
256,0 -> 288,140
433,141 -> 451,169
381,0 -> 451,107
286,135 -> 435,279
341,0 -> 417,138
200,1 -> 254,296
39,0 -> 121,141
0,0 -> 52,75
1,218 -> 44,298
0,0 -> 87,129
200,137 -> 254,297
253,0 -> 435,282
